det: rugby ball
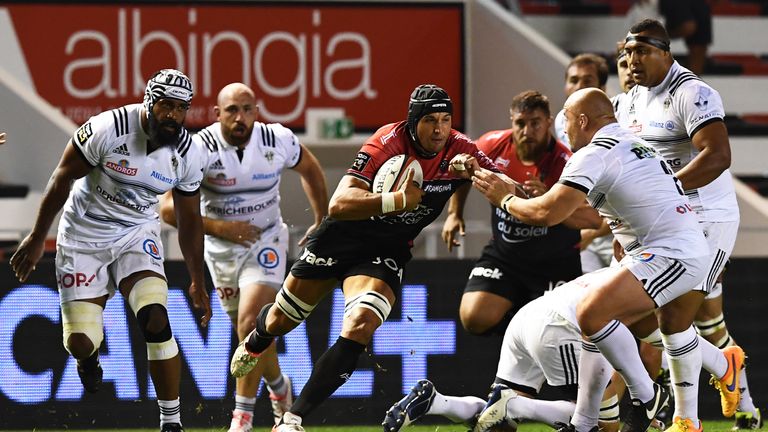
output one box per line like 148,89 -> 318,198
372,155 -> 423,193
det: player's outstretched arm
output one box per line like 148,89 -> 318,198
329,171 -> 423,221
473,168 -> 586,227
292,144 -> 329,245
675,121 -> 731,190
442,182 -> 470,252
159,191 -> 260,247
10,140 -> 91,282
172,188 -> 211,327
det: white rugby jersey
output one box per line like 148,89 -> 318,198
615,61 -> 738,222
60,104 -> 202,241
194,122 -> 301,254
559,123 -> 708,259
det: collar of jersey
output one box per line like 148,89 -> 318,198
648,60 -> 681,95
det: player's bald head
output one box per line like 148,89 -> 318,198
217,82 -> 255,106
564,88 -> 615,122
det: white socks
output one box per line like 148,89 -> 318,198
426,391 -> 486,423
662,326 -> 701,422
571,342 -> 612,432
589,320 -> 654,402
159,397 -> 181,426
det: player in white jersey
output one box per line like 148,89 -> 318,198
10,69 -> 211,432
160,83 -> 328,432
472,88 -> 745,432
552,53 -> 615,274
617,19 -> 760,430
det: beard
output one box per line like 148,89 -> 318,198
148,113 -> 183,147
227,123 -> 251,147
516,138 -> 546,162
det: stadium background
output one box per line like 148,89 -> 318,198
1,0 -> 767,429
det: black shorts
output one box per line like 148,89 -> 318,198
463,243 -> 582,307
659,0 -> 712,46
289,219 -> 411,291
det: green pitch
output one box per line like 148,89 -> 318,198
14,420 -> 741,432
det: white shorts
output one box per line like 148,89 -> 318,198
55,222 -> 166,303
696,221 -> 738,299
622,253 -> 708,307
205,223 -> 288,315
496,301 -> 581,392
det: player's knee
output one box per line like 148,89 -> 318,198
236,309 -> 258,335
342,291 -> 391,341
61,301 -> 104,359
128,277 -> 178,361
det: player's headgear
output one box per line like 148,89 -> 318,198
143,69 -> 194,113
407,84 -> 453,143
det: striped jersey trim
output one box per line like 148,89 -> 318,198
111,107 -> 129,138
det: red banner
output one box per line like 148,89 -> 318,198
7,3 -> 464,131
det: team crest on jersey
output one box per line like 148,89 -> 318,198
106,159 -> 138,176
663,97 -> 672,111
264,151 -> 275,163
171,155 -> 178,169
258,247 -> 280,269
351,152 -> 371,172
207,173 -> 236,186
76,123 -> 93,145
439,159 -> 449,172
143,239 -> 162,259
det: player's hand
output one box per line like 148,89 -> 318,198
523,172 -> 547,197
448,153 -> 479,179
442,213 -> 465,252
298,221 -> 320,247
216,220 -> 261,246
188,280 -> 211,327
471,168 -> 522,208
9,233 -> 46,282
612,237 -> 626,262
400,168 -> 424,212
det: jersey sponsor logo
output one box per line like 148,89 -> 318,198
469,266 -> 502,280
216,286 -> 239,301
258,247 -> 280,269
207,173 -> 236,186
694,86 -> 711,111
216,287 -> 240,300
210,159 -> 225,170
630,142 -> 657,160
252,172 -> 278,180
676,203 -> 694,214
377,204 -> 433,225
95,184 -> 150,211
143,239 -> 162,259
497,219 -> 548,242
351,152 -> 371,172
423,184 -> 452,193
690,112 -> 716,125
206,196 -> 278,216
76,122 -> 93,145
666,158 -> 683,168
106,159 -> 138,176
629,120 -> 642,134
298,248 -> 337,266
58,272 -> 96,289
665,121 -> 675,131
112,143 -> 130,156
494,157 -> 510,168
151,171 -> 179,185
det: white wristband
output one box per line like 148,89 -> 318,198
381,191 -> 405,214
382,192 -> 397,213
500,193 -> 516,213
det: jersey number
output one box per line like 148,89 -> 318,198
659,161 -> 685,196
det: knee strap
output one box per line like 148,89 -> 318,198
275,287 -> 315,323
61,301 -> 104,357
345,291 -> 392,324
599,394 -> 620,422
128,277 -> 178,361
694,313 -> 726,336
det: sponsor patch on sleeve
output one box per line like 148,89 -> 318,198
350,151 -> 372,172
76,123 -> 93,145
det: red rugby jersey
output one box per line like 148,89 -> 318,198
475,129 -> 580,261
